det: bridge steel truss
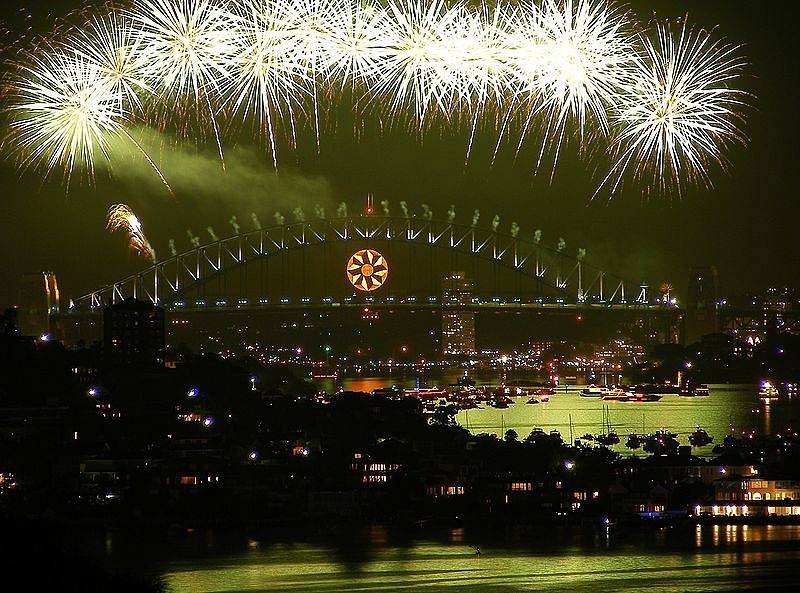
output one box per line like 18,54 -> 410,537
74,216 -> 650,309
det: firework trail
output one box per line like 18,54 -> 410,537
106,203 -> 157,262
1,0 -> 749,197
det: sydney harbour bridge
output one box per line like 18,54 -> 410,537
60,205 -> 684,351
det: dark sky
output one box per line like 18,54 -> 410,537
1,0 -> 798,308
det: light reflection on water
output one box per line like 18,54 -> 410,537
156,525 -> 800,593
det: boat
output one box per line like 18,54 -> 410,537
450,373 -> 476,388
580,385 -> 605,398
680,384 -> 710,397
626,433 -> 643,449
759,380 -> 780,403
404,387 -> 449,399
643,430 -> 680,455
533,387 -> 556,397
595,406 -> 620,445
596,432 -> 620,446
689,426 -> 714,447
491,395 -> 513,409
525,397 -> 540,405
372,385 -> 403,397
602,388 -> 631,402
626,392 -> 663,403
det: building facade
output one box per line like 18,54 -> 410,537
441,272 -> 475,357
104,297 -> 165,366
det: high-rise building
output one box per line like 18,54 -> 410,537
16,272 -> 60,337
104,297 -> 165,366
685,266 -> 719,344
441,272 -> 475,357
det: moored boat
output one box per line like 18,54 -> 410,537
602,388 -> 631,402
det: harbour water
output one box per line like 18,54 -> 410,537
318,373 -> 800,456
84,524 -> 800,593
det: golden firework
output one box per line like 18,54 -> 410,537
347,249 -> 388,292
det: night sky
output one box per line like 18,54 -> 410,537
1,0 -> 798,308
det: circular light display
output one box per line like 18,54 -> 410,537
347,249 -> 389,292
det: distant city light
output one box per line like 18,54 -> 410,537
565,460 -> 575,470
203,417 -> 214,427
88,387 -> 99,397
188,387 -> 199,398
39,333 -> 51,342
249,450 -> 259,461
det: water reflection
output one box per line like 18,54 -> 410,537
81,525 -> 786,593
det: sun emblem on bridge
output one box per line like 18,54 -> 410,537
347,249 -> 389,292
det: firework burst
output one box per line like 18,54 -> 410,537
107,203 -> 157,262
597,20 -> 748,197
7,46 -> 123,183
1,1 -> 749,197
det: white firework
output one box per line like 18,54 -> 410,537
70,11 -> 152,115
378,0 -> 465,121
1,0 -> 748,196
323,0 -> 392,87
599,20 -> 748,197
222,0 -> 310,165
8,47 -> 123,182
131,0 -> 235,104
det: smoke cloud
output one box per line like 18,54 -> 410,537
106,127 -> 336,215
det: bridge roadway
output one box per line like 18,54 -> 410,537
160,295 -> 683,316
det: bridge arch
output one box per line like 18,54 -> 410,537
73,216 -> 646,309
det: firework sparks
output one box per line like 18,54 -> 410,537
597,20 -> 748,197
1,1 -> 748,197
7,46 -> 123,184
107,203 -> 157,262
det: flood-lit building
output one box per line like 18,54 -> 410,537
441,272 -> 475,357
697,477 -> 800,517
